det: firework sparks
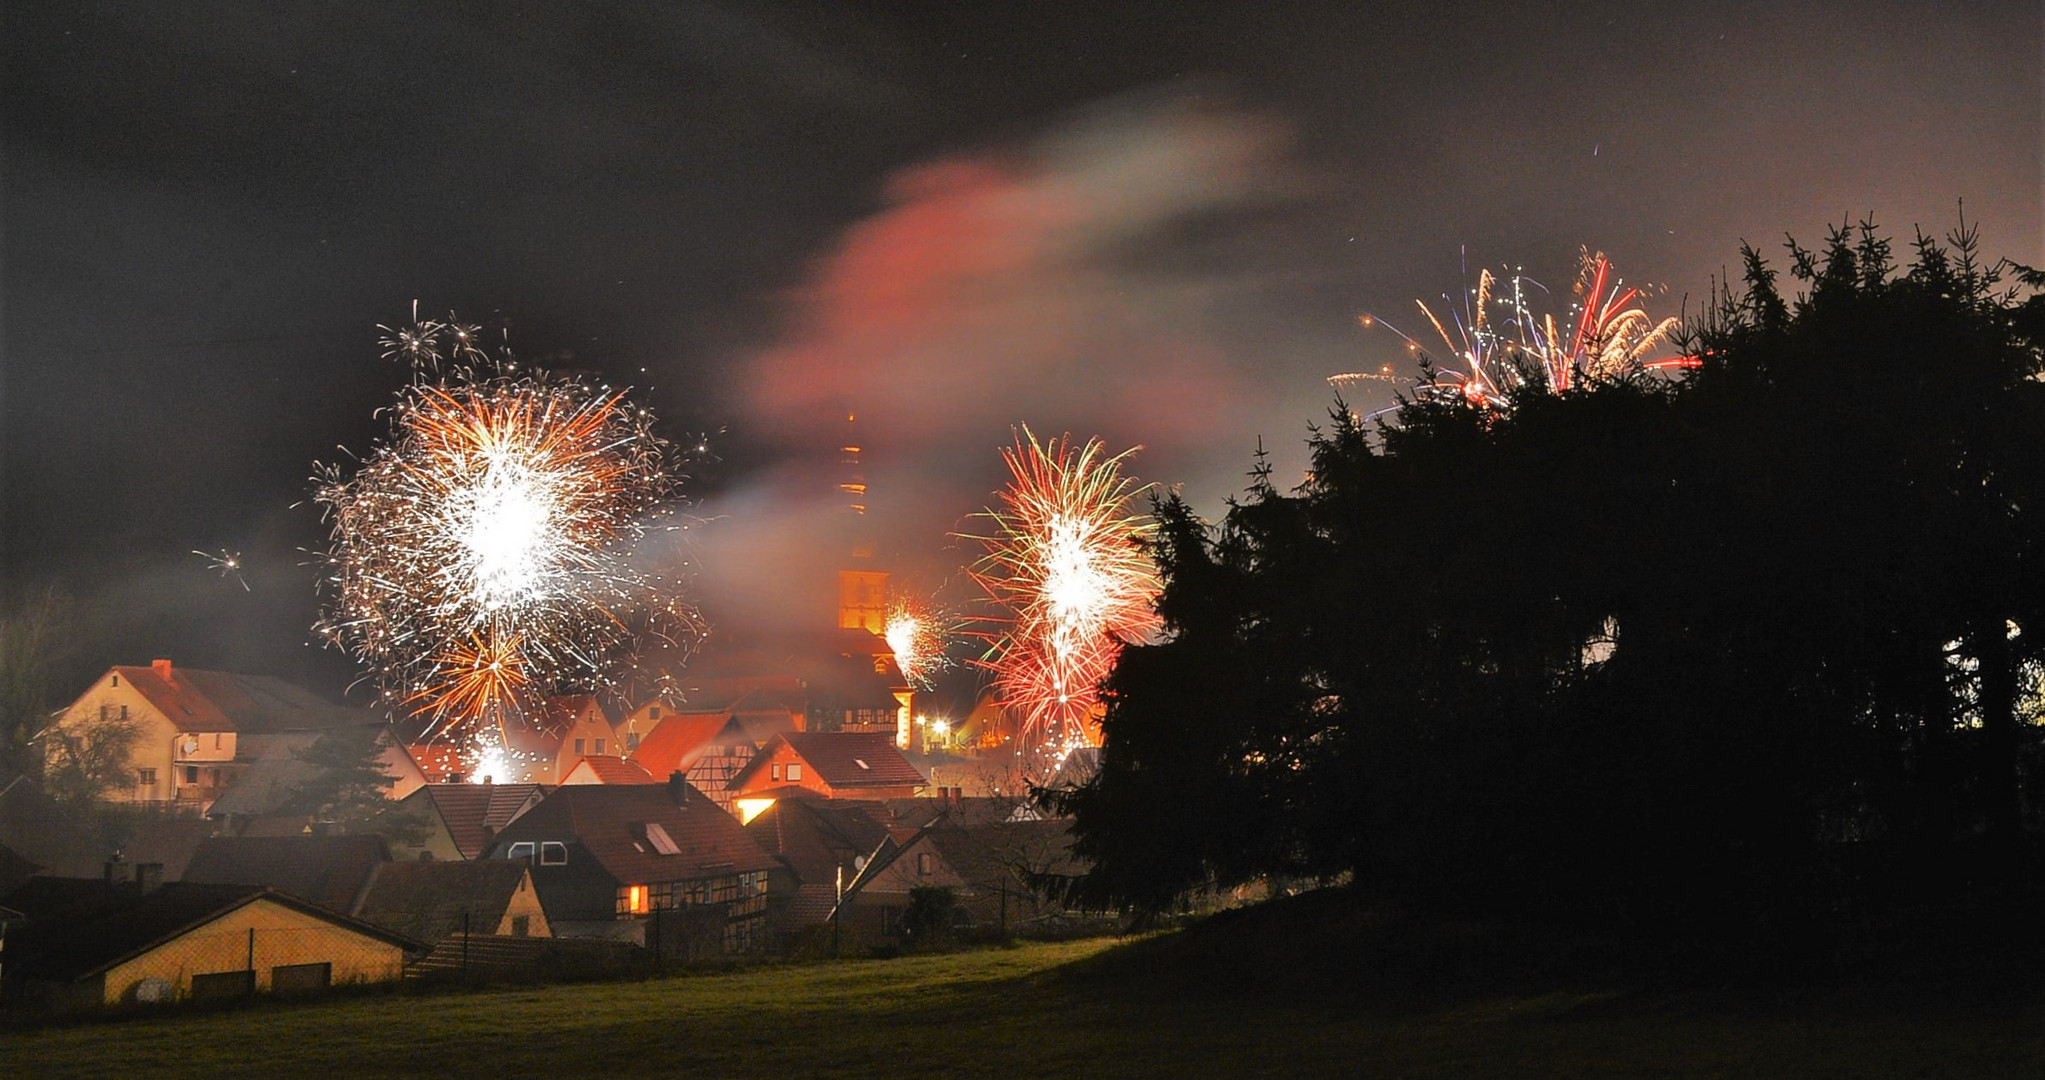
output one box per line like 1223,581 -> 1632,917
193,548 -> 249,591
965,428 -> 1161,753
1359,250 -> 1692,409
885,591 -> 958,691
314,311 -> 697,755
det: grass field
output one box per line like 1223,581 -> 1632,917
4,934 -> 2043,1078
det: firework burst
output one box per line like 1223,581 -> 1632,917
314,311 -> 697,752
1360,249 -> 1692,409
965,428 -> 1161,754
884,590 -> 958,691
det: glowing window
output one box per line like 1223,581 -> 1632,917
625,885 -> 650,915
918,852 -> 934,877
786,763 -> 802,782
771,764 -> 782,782
540,842 -> 568,866
645,823 -> 681,855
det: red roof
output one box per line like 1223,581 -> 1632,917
410,783 -> 550,859
628,712 -> 740,778
731,732 -> 927,792
491,783 -> 780,885
109,663 -> 371,735
564,756 -> 656,785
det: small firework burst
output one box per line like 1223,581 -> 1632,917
193,548 -> 249,591
964,428 -> 1161,754
1359,249 -> 1692,410
314,310 -> 699,755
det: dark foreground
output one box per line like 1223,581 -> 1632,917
4,924 -> 2042,1079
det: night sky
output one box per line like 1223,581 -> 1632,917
3,1 -> 2038,699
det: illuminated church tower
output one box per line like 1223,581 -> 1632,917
835,412 -> 888,634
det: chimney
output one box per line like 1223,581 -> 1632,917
668,770 -> 689,805
152,658 -> 172,678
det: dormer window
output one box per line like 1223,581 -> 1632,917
507,842 -> 536,862
540,842 -> 568,866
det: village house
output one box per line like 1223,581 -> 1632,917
405,695 -> 616,786
727,731 -> 927,809
204,726 -> 428,825
627,710 -> 761,811
741,794 -> 892,938
829,813 -> 1086,946
41,660 -> 375,813
560,755 -> 655,785
389,782 -> 549,861
0,878 -> 419,1010
181,834 -> 392,916
487,776 -> 781,957
354,859 -> 551,943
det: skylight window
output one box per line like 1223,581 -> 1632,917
854,759 -> 870,770
645,822 -> 681,855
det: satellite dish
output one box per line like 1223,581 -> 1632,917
181,737 -> 200,755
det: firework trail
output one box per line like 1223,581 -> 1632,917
1359,249 -> 1692,409
964,428 -> 1161,756
193,549 -> 249,591
313,311 -> 697,758
884,590 -> 959,692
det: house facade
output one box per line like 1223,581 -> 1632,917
42,660 -> 374,812
488,777 -> 781,957
0,879 -> 418,1009
727,731 -> 927,802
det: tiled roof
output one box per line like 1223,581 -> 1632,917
0,775 -> 108,877
564,756 -> 656,785
627,713 -> 736,778
732,732 -> 927,792
743,798 -> 890,891
356,859 -> 535,943
413,783 -> 549,859
110,664 -> 372,735
0,879 -> 422,983
491,783 -> 780,886
181,834 -> 391,914
202,733 -> 327,817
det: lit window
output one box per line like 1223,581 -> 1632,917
918,852 -> 934,877
786,763 -> 802,782
625,885 -> 650,914
771,764 -> 782,782
540,842 -> 568,866
508,842 -> 536,862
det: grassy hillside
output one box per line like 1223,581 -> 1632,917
3,929 -> 2041,1078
